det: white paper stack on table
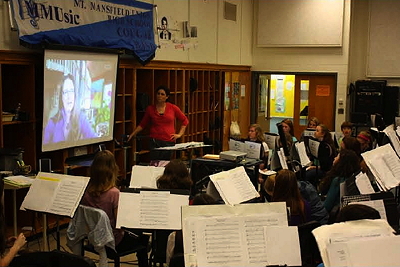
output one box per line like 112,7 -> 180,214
3,175 -> 35,187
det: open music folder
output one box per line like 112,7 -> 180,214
116,188 -> 189,230
20,172 -> 89,217
209,166 -> 260,205
182,202 -> 302,267
361,144 -> 400,190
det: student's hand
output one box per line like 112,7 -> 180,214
13,233 -> 26,250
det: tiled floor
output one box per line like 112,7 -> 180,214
24,228 -> 141,267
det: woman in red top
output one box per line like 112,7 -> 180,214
129,86 -> 189,160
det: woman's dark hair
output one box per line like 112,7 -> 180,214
341,136 -> 361,157
341,121 -> 353,130
156,85 -> 171,97
87,150 -> 119,197
272,169 -> 306,222
319,149 -> 361,194
336,204 -> 381,222
157,159 -> 192,190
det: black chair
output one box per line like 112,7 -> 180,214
10,250 -> 96,267
297,221 -> 322,267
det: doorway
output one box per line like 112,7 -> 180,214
252,73 -> 337,140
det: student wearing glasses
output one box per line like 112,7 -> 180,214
128,85 -> 189,160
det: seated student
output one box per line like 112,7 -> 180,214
299,117 -> 320,141
156,159 -> 192,191
267,169 -> 312,226
336,204 -> 381,223
338,121 -> 353,145
357,130 -> 373,153
305,124 -> 337,187
265,174 -> 328,225
281,118 -> 297,142
0,179 -> 26,267
80,150 -> 149,267
319,149 -> 361,215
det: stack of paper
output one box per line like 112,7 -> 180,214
4,175 -> 35,187
312,219 -> 395,267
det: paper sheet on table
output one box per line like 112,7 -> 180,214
295,141 -> 312,167
182,202 -> 288,267
355,172 -> 375,194
130,165 -> 165,189
362,144 -> 400,190
326,236 -> 400,267
116,190 -> 189,230
264,226 -> 301,266
20,172 -> 89,217
312,219 -> 395,267
209,166 -> 259,205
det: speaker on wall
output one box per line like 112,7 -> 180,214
39,158 -> 51,172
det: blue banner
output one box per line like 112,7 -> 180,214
11,0 -> 157,63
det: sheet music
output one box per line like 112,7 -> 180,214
264,226 -> 301,266
362,144 -> 400,190
182,202 -> 288,267
303,129 -> 316,138
229,139 -> 246,152
312,219 -> 395,267
295,141 -> 312,167
327,236 -> 400,267
155,141 -> 208,150
130,165 -> 165,189
245,141 -> 261,159
116,190 -> 189,230
264,133 -> 278,150
383,124 -> 400,157
20,172 -> 89,217
278,148 -> 288,169
308,138 -> 320,158
355,172 -> 375,194
349,199 -> 387,221
209,166 -> 259,205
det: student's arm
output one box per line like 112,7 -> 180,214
0,233 -> 26,267
323,177 -> 340,213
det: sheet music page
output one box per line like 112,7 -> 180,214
303,130 -> 315,138
295,142 -> 312,166
362,144 -> 400,190
116,190 -> 189,230
229,139 -> 246,152
383,124 -> 400,157
210,166 -> 259,205
130,165 -> 165,189
245,141 -> 261,159
355,172 -> 375,194
20,172 -> 89,217
181,203 -> 288,267
278,148 -> 288,169
349,199 -> 387,221
308,139 -> 320,158
312,219 -> 395,267
264,134 -> 278,150
327,236 -> 400,267
264,226 -> 301,266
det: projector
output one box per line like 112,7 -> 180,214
220,150 -> 247,162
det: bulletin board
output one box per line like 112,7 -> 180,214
367,0 -> 400,77
257,0 -> 344,47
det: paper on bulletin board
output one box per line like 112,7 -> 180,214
241,85 -> 246,97
316,85 -> 330,96
224,83 -> 230,110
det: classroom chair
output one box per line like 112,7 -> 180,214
67,205 -> 147,267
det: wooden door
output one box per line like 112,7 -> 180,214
294,74 -> 337,138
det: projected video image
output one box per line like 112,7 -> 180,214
42,50 -> 118,152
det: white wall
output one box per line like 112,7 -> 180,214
252,0 -> 352,132
0,0 -> 253,66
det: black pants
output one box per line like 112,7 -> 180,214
116,232 -> 149,267
150,138 -> 174,160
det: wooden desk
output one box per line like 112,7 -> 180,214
4,182 -> 30,237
